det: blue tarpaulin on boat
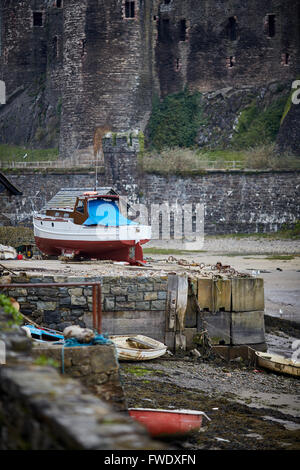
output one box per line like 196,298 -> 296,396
83,199 -> 137,227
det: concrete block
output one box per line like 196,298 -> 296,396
197,279 -> 213,311
231,311 -> 265,345
199,311 -> 231,345
231,278 -> 264,312
214,279 -> 231,311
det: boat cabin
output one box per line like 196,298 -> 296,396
41,188 -> 135,226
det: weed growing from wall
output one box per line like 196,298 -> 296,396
231,96 -> 288,149
147,89 -> 204,150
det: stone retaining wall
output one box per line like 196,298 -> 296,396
31,342 -> 127,411
0,306 -> 164,450
4,274 -> 169,343
3,169 -> 300,234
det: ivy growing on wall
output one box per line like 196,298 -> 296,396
146,89 -> 205,150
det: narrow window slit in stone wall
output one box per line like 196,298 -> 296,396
226,56 -> 235,68
33,12 -> 43,27
227,16 -> 237,41
267,14 -> 276,38
52,36 -> 58,59
282,53 -> 290,66
175,58 -> 181,71
179,19 -> 186,41
125,1 -> 135,19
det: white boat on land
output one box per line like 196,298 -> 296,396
33,188 -> 151,265
109,335 -> 167,361
255,351 -> 300,377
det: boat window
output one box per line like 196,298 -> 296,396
76,200 -> 84,213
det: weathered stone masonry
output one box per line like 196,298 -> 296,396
0,1 -> 299,155
0,306 -> 164,450
3,169 -> 300,234
5,274 -> 169,344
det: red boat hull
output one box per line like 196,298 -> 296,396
35,236 -> 149,263
128,409 -> 204,436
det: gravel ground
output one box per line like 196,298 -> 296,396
121,349 -> 300,450
148,236 -> 300,254
2,237 -> 299,450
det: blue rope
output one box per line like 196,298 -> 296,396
64,334 -> 112,348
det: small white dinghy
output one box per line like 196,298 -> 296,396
109,334 -> 167,361
255,351 -> 300,377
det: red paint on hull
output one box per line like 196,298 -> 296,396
128,409 -> 204,437
35,236 -> 149,263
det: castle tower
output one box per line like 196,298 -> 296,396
59,0 -> 157,158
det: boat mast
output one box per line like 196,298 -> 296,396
94,151 -> 98,191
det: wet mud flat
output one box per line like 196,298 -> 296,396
120,355 -> 300,450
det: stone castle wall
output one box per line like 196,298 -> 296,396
0,1 -> 299,155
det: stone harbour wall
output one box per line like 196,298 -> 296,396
0,306 -> 164,450
4,274 -> 169,343
31,343 -> 127,411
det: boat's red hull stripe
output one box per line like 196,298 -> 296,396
34,236 -> 149,262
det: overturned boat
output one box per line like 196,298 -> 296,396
128,408 -> 211,437
33,188 -> 151,264
109,335 -> 167,361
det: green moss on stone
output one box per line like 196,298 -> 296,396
232,96 -> 288,149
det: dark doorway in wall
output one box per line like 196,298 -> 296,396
267,14 -> 276,37
179,19 -> 186,41
56,0 -> 63,7
125,1 -> 135,18
33,12 -> 43,27
226,16 -> 237,41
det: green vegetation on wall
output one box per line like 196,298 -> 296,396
231,96 -> 288,149
0,294 -> 23,326
0,144 -> 58,162
147,89 -> 205,150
